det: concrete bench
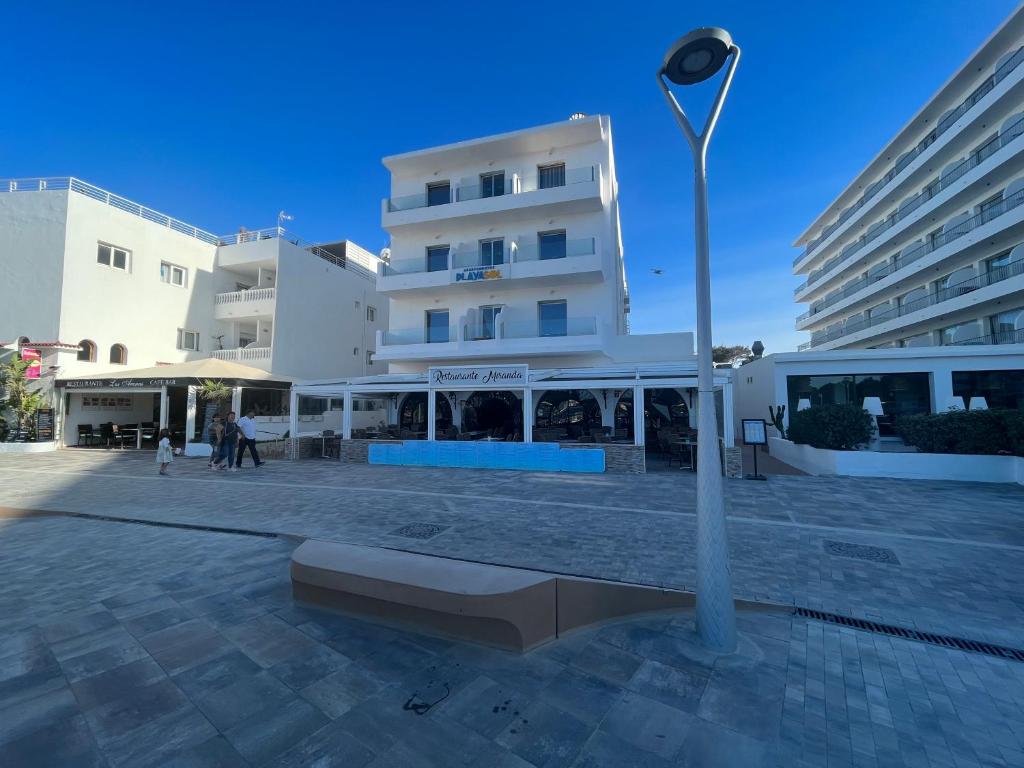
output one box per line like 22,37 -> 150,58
291,540 -> 695,652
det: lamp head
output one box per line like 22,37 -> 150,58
661,27 -> 733,85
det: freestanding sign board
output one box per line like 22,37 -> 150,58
35,408 -> 55,442
741,418 -> 767,480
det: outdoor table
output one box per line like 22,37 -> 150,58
118,428 -> 144,450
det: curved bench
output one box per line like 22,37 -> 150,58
291,540 -> 557,651
291,540 -> 697,652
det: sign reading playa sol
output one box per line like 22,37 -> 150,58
428,365 -> 528,388
454,265 -> 505,283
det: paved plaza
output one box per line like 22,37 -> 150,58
0,451 -> 1023,767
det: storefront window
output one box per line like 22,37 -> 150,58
240,388 -> 289,416
953,370 -> 1024,410
787,373 -> 930,417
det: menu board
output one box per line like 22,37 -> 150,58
742,419 -> 767,446
35,408 -> 55,442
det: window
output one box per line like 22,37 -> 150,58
97,243 -> 129,271
425,310 -> 450,343
989,306 -> 1024,344
478,305 -> 502,340
160,261 -> 187,287
77,339 -> 96,362
479,238 -> 504,267
899,333 -> 934,348
538,300 -> 568,337
480,171 -> 505,198
787,373 -> 930,418
978,193 -> 1003,215
176,329 -> 200,351
426,245 -> 450,272
538,163 -> 566,190
366,350 -> 375,366
109,344 -> 127,365
366,305 -> 376,322
538,230 -> 567,260
426,181 -> 451,207
953,369 -> 1024,410
939,321 -> 981,346
987,249 -> 1014,278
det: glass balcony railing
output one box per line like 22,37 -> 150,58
795,115 -> 1024,301
502,316 -> 598,339
386,165 -> 596,212
382,326 -> 456,345
514,237 -> 596,262
801,256 -> 1024,349
795,45 -> 1024,268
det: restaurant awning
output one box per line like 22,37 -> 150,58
55,358 -> 292,390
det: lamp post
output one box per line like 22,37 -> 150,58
657,27 -> 740,652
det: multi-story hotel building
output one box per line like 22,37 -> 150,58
0,177 -> 386,447
292,115 -> 741,474
793,7 -> 1024,351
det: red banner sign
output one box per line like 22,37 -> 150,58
21,348 -> 41,379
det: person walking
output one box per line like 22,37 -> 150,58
156,429 -> 173,476
207,414 -> 223,469
215,412 -> 239,471
235,409 -> 264,468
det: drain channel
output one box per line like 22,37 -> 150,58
795,607 -> 1024,662
61,512 -> 278,539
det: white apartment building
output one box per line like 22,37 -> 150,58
292,116 -> 741,474
1,177 -> 386,381
793,7 -> 1024,352
375,114 -> 638,370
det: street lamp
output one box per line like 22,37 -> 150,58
657,27 -> 740,652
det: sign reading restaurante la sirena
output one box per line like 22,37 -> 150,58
428,365 -> 528,389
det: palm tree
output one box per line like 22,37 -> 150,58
197,379 -> 233,442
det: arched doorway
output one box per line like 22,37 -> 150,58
534,389 -> 601,439
463,391 -> 521,439
643,388 -> 691,450
398,393 -> 452,436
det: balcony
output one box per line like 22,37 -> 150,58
797,179 -> 1024,331
798,256 -> 1024,350
211,346 -> 272,370
214,287 -> 276,320
795,45 -> 1024,271
796,114 -> 1024,301
381,166 -> 603,228
378,238 -> 603,293
373,315 -> 602,362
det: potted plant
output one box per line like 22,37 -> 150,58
0,357 -> 45,442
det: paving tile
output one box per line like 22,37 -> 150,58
571,730 -> 675,767
496,699 -> 591,768
0,684 -> 78,745
539,666 -> 622,726
223,697 -> 330,765
676,720 -> 777,768
193,670 -> 295,732
600,691 -> 692,760
72,657 -> 168,709
627,659 -> 709,713
0,713 -> 106,768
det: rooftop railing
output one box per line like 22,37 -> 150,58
795,45 -> 1024,268
218,227 -> 377,281
795,114 -> 1024,299
214,287 -> 276,305
1,177 -> 220,244
800,256 -> 1024,349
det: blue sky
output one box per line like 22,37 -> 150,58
2,0 -> 1016,352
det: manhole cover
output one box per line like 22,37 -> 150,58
823,540 -> 900,565
391,523 -> 449,540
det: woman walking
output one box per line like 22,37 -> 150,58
157,429 -> 173,476
215,412 -> 240,471
208,414 -> 223,469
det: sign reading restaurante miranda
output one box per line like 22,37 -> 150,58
428,365 -> 528,388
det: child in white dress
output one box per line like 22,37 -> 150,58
156,429 -> 173,476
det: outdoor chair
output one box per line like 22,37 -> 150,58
667,441 -> 686,469
99,422 -> 114,448
77,424 -> 96,447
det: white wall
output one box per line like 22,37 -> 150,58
0,190 -> 69,342
732,356 -> 779,440
57,193 -> 218,378
272,241 -> 388,379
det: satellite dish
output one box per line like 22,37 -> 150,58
379,247 -> 391,263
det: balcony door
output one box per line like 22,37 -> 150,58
538,163 -> 566,189
479,238 -> 504,267
480,171 -> 505,198
426,310 -> 450,343
426,245 -> 450,273
426,181 -> 451,207
478,305 -> 502,340
538,230 -> 567,260
538,300 -> 567,337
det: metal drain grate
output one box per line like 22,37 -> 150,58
823,540 -> 900,564
795,607 -> 1024,662
390,523 -> 449,540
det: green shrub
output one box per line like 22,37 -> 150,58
896,409 -> 1023,456
787,404 -> 875,450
